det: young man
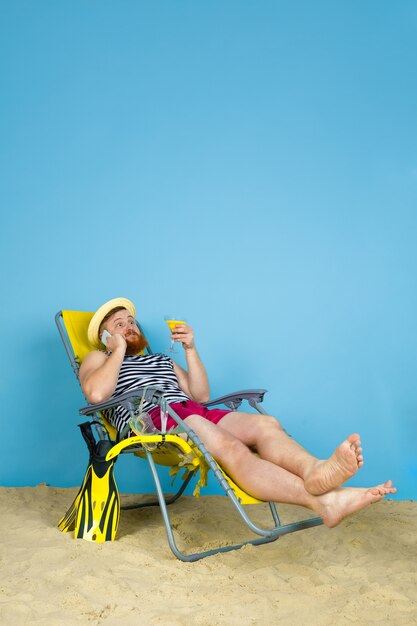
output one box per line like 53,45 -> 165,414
80,297 -> 396,528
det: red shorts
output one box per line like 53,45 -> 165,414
149,399 -> 230,431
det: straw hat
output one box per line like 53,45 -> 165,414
88,297 -> 136,348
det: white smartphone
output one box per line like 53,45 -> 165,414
101,330 -> 112,346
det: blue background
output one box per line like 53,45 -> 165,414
1,1 -> 416,500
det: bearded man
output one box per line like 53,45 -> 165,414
80,297 -> 396,528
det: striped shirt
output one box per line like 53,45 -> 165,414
103,353 -> 189,434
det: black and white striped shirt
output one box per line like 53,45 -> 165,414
103,353 -> 189,433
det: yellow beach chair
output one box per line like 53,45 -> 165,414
56,309 -> 323,561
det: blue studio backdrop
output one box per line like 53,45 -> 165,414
1,1 -> 416,500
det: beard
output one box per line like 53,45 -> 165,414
125,331 -> 149,356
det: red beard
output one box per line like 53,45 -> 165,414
125,331 -> 149,356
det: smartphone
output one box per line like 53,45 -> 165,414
101,330 -> 112,346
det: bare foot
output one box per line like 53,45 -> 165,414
304,433 -> 364,495
316,480 -> 397,528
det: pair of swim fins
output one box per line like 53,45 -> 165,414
58,422 -> 120,542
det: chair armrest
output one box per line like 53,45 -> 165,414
202,389 -> 268,411
79,386 -> 268,417
79,386 -> 166,416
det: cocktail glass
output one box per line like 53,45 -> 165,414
164,315 -> 187,354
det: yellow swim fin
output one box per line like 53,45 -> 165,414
58,423 -> 120,542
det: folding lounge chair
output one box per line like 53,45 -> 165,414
56,309 -> 323,561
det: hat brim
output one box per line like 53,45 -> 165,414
87,297 -> 136,348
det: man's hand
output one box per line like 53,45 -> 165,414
171,324 -> 195,350
171,324 -> 209,402
105,332 -> 127,354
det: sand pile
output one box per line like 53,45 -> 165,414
0,485 -> 416,625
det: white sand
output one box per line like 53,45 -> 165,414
0,485 -> 416,625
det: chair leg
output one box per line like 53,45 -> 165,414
143,450 -> 322,562
121,470 -> 196,511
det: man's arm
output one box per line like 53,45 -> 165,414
79,334 -> 127,404
171,324 -> 210,403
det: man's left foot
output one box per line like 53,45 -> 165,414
316,480 -> 397,527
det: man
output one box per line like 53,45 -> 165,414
80,297 -> 396,528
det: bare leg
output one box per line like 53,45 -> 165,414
218,412 -> 364,495
181,414 -> 312,505
181,415 -> 396,526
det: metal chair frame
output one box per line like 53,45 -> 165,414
56,310 -> 323,561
